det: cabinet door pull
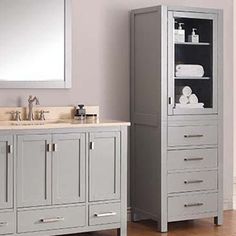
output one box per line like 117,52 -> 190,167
8,144 -> 13,154
184,203 -> 204,207
94,212 -> 117,217
40,217 -> 64,223
184,134 -> 204,138
184,180 -> 203,184
52,143 -> 58,152
90,142 -> 95,150
46,143 -> 52,152
184,157 -> 204,161
0,222 -> 8,227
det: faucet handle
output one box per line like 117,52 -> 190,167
38,110 -> 50,120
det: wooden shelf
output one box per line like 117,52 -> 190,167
175,42 -> 210,46
175,76 -> 210,80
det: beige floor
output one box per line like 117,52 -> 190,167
68,211 -> 236,236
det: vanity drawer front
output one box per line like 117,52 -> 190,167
17,205 -> 86,233
168,148 -> 217,171
89,202 -> 120,226
168,125 -> 217,147
0,212 -> 14,235
168,192 -> 217,222
168,170 -> 217,194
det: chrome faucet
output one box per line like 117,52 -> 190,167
28,95 -> 40,121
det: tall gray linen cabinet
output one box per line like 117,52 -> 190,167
130,5 -> 223,232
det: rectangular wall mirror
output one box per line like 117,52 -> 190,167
0,0 -> 71,89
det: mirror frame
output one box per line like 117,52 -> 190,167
0,0 -> 72,89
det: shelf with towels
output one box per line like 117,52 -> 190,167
175,42 -> 210,46
174,76 -> 210,80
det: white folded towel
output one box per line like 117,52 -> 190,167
176,64 -> 204,77
189,94 -> 198,104
177,95 -> 189,104
182,86 -> 192,97
176,103 -> 204,109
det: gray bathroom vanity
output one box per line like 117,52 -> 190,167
130,5 -> 223,232
0,111 -> 129,236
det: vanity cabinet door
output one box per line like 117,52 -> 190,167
0,135 -> 13,210
89,132 -> 121,202
17,135 -> 51,208
52,133 -> 86,204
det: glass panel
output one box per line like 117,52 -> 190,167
173,17 -> 214,112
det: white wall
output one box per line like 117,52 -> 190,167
0,0 -> 233,209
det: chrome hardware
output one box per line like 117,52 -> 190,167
38,110 -> 50,120
184,134 -> 204,138
184,203 -> 204,208
0,222 -> 8,227
52,143 -> 58,152
40,217 -> 64,223
184,180 -> 203,184
90,142 -> 95,150
8,145 -> 13,154
28,95 -> 40,121
47,144 -> 52,152
184,157 -> 204,161
94,212 -> 117,217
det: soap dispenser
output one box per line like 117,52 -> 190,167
174,22 -> 185,43
188,28 -> 199,43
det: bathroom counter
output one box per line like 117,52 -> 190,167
0,119 -> 131,131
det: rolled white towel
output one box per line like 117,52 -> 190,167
182,86 -> 192,97
189,94 -> 198,104
176,64 -> 204,77
178,95 -> 189,104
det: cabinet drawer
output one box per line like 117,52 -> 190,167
0,212 -> 14,235
168,125 -> 217,147
168,170 -> 217,193
168,192 -> 217,222
168,148 -> 217,171
89,203 -> 120,226
17,205 -> 86,233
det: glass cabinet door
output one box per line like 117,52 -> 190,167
168,11 -> 218,115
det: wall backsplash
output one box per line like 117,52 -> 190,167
0,0 -> 233,208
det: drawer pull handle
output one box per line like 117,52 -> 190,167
184,203 -> 204,207
184,180 -> 203,184
184,134 -> 204,138
184,157 -> 204,161
40,217 -> 64,223
0,222 -> 8,227
94,212 -> 117,217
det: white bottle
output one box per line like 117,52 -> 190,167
188,28 -> 199,43
174,23 -> 185,43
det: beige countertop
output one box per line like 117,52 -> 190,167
0,119 -> 131,130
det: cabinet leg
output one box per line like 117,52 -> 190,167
117,226 -> 127,236
214,215 -> 223,226
157,220 -> 168,233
